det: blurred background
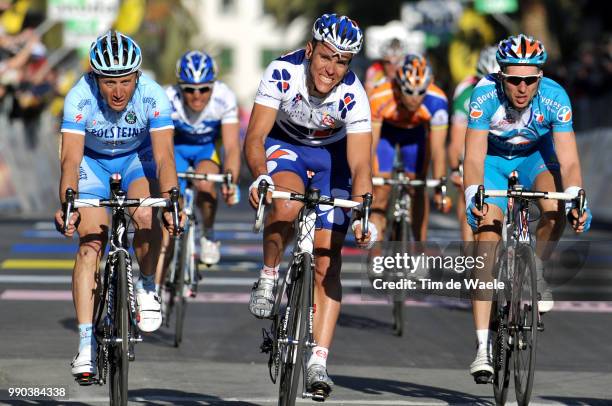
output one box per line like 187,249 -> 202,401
0,0 -> 611,219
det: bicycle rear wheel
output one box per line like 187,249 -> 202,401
492,247 -> 511,405
109,251 -> 129,406
278,254 -> 311,406
513,244 -> 538,406
391,217 -> 410,337
174,224 -> 192,348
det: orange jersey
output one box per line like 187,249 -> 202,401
369,82 -> 449,131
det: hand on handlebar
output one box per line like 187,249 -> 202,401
248,174 -> 274,209
352,220 -> 378,249
54,208 -> 80,237
222,183 -> 241,206
162,210 -> 185,236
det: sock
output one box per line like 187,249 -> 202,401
138,273 -> 156,292
204,228 -> 215,241
260,264 -> 279,281
78,323 -> 95,352
476,329 -> 491,353
308,346 -> 329,368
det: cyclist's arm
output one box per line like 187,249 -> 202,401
429,125 -> 447,179
448,121 -> 467,170
221,122 -> 241,181
150,128 -> 179,196
463,128 -> 489,187
553,131 -> 583,188
371,121 -> 382,163
347,132 -> 373,199
59,132 -> 84,203
244,103 -> 277,177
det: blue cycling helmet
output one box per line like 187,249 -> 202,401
89,31 -> 142,76
176,51 -> 217,84
312,13 -> 363,54
496,34 -> 547,67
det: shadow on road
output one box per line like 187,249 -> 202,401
59,317 -> 77,333
333,374 -> 493,405
542,396 -> 612,405
129,388 -> 262,405
337,311 -> 394,331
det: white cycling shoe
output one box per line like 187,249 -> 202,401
470,347 -> 493,383
71,344 -> 96,377
136,287 -> 162,332
200,236 -> 221,265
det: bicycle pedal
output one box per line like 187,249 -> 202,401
310,388 -> 329,402
537,320 -> 545,331
472,371 -> 493,384
74,373 -> 98,386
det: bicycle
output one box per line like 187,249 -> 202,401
474,171 -> 585,406
372,171 -> 446,336
162,171 -> 233,348
63,174 -> 180,406
256,181 -> 371,405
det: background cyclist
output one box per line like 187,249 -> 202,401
54,31 -> 181,381
155,50 -> 240,286
369,53 -> 451,244
244,13 -> 375,399
463,34 -> 592,382
448,45 -> 500,242
364,37 -> 409,96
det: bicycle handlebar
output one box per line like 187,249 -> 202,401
372,177 -> 442,187
177,171 -> 233,186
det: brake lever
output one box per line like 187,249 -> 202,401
361,192 -> 372,236
169,187 -> 181,235
62,188 -> 75,234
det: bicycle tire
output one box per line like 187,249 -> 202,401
492,247 -> 511,405
513,243 -> 538,406
392,217 -> 410,337
109,251 -> 129,406
278,254 -> 311,406
173,223 -> 191,348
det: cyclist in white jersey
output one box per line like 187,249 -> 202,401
155,51 -> 240,280
244,14 -> 376,398
463,34 -> 592,381
54,31 -> 182,380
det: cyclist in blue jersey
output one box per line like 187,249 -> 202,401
463,34 -> 592,381
155,51 -> 240,281
53,31 -> 182,380
244,14 -> 376,398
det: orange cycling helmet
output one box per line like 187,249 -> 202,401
395,54 -> 432,96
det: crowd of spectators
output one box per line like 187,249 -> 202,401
1,27 -> 57,148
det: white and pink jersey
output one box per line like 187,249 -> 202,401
254,49 -> 371,146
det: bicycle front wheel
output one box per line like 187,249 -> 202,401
391,217 -> 410,337
278,254 -> 311,406
492,247 -> 511,405
174,224 -> 192,348
513,243 -> 538,406
109,251 -> 129,406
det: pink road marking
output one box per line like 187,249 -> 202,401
1,290 -> 612,314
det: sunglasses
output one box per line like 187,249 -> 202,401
399,86 -> 427,96
180,85 -> 212,94
500,73 -> 542,86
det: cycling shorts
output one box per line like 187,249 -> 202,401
175,139 -> 222,192
484,136 -> 560,213
375,122 -> 427,174
78,141 -> 156,198
265,133 -> 352,233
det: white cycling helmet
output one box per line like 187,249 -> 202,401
312,13 -> 364,54
476,45 -> 500,77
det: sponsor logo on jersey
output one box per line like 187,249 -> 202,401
291,93 -> 302,108
339,93 -> 356,119
473,89 -> 496,105
78,167 -> 87,180
266,145 -> 297,161
557,106 -> 572,123
270,69 -> 291,93
75,113 -> 83,123
143,97 -> 157,108
154,111 -> 160,118
125,111 -> 137,124
77,99 -> 91,111
534,108 -> 544,124
469,101 -> 483,119
321,112 -> 336,128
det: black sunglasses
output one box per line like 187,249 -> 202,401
399,86 -> 427,96
500,73 -> 541,86
180,85 -> 212,94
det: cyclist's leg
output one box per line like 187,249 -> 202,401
249,138 -> 306,318
194,141 -> 222,264
124,144 -> 164,332
399,128 -> 429,240
470,153 -> 506,378
71,156 -> 109,376
519,139 -> 564,311
370,134 -> 394,239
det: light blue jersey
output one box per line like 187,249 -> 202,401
467,75 -> 573,158
61,73 -> 174,156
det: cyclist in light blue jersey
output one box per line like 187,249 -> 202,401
54,31 -> 182,381
157,50 -> 240,274
463,34 -> 592,381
